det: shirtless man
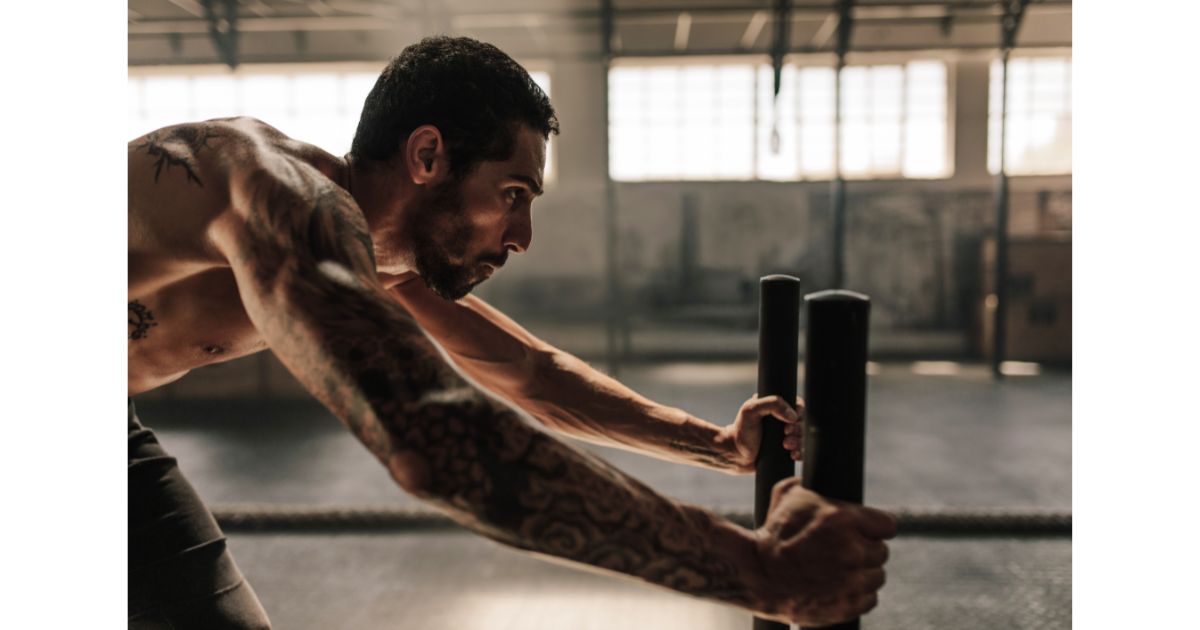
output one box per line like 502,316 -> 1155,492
128,36 -> 895,629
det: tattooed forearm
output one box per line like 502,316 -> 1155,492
283,293 -> 754,606
128,300 -> 158,340
223,171 -> 759,609
135,124 -> 221,187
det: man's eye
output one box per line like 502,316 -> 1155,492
505,188 -> 522,201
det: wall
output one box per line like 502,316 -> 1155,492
475,54 -> 1072,346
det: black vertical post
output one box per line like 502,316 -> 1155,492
991,46 -> 1011,380
600,0 -> 624,376
202,0 -> 241,70
680,193 -> 699,299
992,0 -> 1028,379
830,0 -> 854,290
754,275 -> 800,630
801,290 -> 870,630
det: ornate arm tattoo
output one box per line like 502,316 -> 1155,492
221,165 -> 759,609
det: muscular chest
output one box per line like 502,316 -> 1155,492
129,268 -> 268,388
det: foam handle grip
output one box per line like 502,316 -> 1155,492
800,290 -> 871,630
753,275 -> 801,630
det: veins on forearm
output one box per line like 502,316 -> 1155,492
666,438 -> 739,470
529,354 -> 740,472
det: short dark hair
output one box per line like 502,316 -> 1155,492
351,36 -> 559,177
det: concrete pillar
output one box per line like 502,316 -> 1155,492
952,56 -> 993,185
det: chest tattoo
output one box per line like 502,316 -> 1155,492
128,300 -> 158,341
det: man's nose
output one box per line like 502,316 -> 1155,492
503,210 -> 533,254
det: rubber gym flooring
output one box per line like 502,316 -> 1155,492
134,361 -> 1071,629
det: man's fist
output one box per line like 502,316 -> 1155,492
747,477 -> 897,626
722,394 -> 804,474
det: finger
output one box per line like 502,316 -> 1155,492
769,475 -> 804,507
746,395 -> 794,422
856,507 -> 899,539
857,567 -> 886,593
751,395 -> 800,424
794,396 -> 806,416
860,540 -> 889,567
783,423 -> 804,453
783,436 -> 801,450
848,591 -> 880,617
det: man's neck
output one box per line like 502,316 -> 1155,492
345,154 -> 420,276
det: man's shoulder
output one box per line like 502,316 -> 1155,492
130,117 -> 339,177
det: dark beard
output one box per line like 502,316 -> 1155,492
410,179 -> 480,301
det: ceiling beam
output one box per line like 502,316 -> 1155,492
809,13 -> 838,47
131,1 -> 1072,33
129,16 -> 394,34
166,0 -> 205,19
452,13 -> 548,30
243,1 -> 275,18
307,2 -> 335,18
674,12 -> 693,51
325,1 -> 399,19
740,11 -> 768,49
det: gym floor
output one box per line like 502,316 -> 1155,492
134,361 -> 1071,629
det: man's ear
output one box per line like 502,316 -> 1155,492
405,125 -> 447,185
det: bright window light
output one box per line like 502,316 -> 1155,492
610,58 -> 949,182
128,66 -> 554,182
610,63 -> 756,181
988,56 -> 1071,175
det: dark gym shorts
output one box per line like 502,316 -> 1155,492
128,398 -> 272,629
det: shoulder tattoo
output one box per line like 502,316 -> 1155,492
135,124 -> 221,188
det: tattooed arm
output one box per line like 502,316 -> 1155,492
385,277 -> 753,474
206,156 -> 849,621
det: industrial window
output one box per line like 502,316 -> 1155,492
128,66 -> 554,180
988,56 -> 1071,175
609,58 -> 949,182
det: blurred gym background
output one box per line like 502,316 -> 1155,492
128,1 -> 1071,628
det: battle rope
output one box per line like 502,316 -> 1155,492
212,504 -> 1071,537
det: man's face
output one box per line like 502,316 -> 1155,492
409,126 -> 546,300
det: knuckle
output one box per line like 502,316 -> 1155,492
780,475 -> 804,490
823,505 -> 854,527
